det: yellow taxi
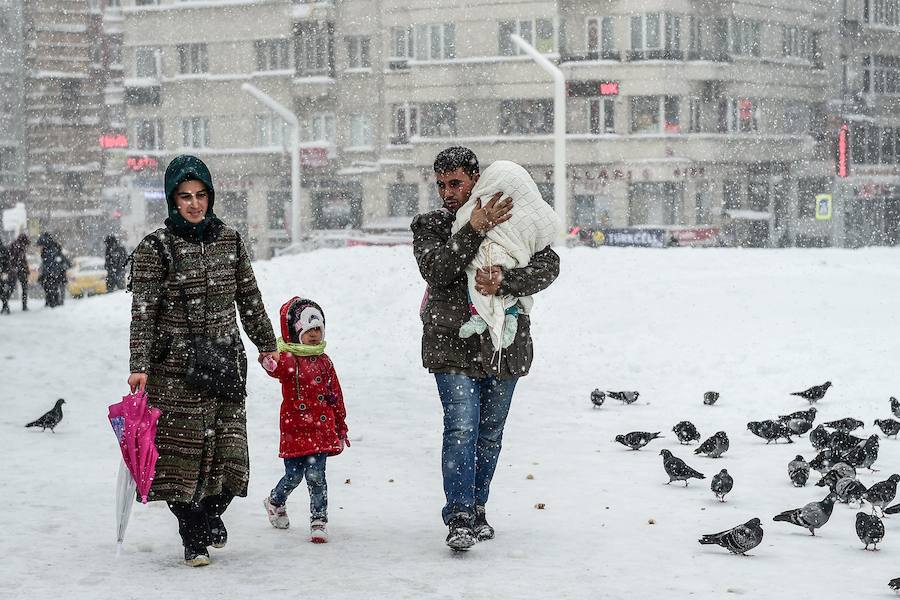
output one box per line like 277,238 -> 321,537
67,256 -> 108,297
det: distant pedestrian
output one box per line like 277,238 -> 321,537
36,233 -> 70,308
104,235 -> 127,291
8,233 -> 30,311
0,241 -> 13,314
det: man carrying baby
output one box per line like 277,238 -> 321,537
411,146 -> 560,551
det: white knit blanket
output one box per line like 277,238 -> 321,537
451,160 -> 560,349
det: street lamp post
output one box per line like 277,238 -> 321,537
240,83 -> 302,249
510,34 -> 567,243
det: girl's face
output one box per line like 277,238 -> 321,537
301,327 -> 322,345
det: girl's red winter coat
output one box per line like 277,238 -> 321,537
266,298 -> 348,458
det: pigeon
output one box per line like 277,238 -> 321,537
891,397 -> 900,419
830,462 -> 858,481
828,430 -> 865,455
857,435 -> 880,472
773,493 -> 837,535
590,389 -> 605,408
672,421 -> 701,444
747,420 -> 794,444
786,418 -> 813,436
822,417 -> 864,433
711,469 -> 733,501
659,449 -> 706,486
607,390 -> 639,405
790,381 -> 832,404
863,474 -> 900,516
694,431 -> 729,458
889,577 -> 900,591
25,398 -> 66,432
788,455 -> 810,487
856,512 -> 885,550
840,445 -> 869,470
809,425 -> 830,451
614,431 -> 662,451
778,407 -> 817,424
703,391 -> 720,406
817,470 -> 867,505
809,450 -> 839,474
875,419 -> 900,439
699,518 -> 763,555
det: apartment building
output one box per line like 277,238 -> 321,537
0,0 -> 26,219
116,1 -> 898,252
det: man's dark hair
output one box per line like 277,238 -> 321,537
433,146 -> 479,178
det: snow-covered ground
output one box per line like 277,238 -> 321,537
2,246 -> 900,599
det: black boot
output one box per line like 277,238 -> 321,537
168,502 -> 212,565
473,505 -> 495,541
201,494 -> 233,549
446,512 -> 476,551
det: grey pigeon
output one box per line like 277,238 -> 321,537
816,470 -> 866,505
672,421 -> 701,444
703,391 -> 719,406
710,469 -> 733,501
822,417 -> 864,433
25,398 -> 65,432
809,450 -> 838,474
891,397 -> 900,419
660,449 -> 705,486
856,512 -> 885,550
614,431 -> 662,451
830,462 -> 858,480
875,419 -> 900,438
863,474 -> 900,516
790,381 -> 832,404
773,493 -> 837,535
590,389 -> 605,408
747,420 -> 794,444
889,577 -> 900,591
778,407 -> 817,424
694,431 -> 729,458
809,425 -> 830,451
788,455 -> 810,487
699,518 -> 763,555
856,435 -> 879,472
827,430 -> 864,454
786,418 -> 813,436
607,390 -> 639,405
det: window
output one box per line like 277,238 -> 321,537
415,24 -> 456,60
688,16 -> 728,60
181,117 -> 209,148
135,119 -> 163,150
587,17 -> 615,58
499,99 -> 553,134
628,182 -> 680,225
589,98 -> 615,133
255,39 -> 291,71
0,10 -> 9,38
630,13 -> 681,59
392,104 -> 418,144
391,26 -> 414,59
631,96 -> 680,134
296,21 -> 334,76
865,0 -> 900,28
782,26 -> 812,60
719,98 -> 758,133
388,183 -> 419,217
783,102 -> 811,134
688,97 -> 702,132
851,124 -> 900,164
256,114 -> 290,146
134,47 -> 159,78
723,180 -> 742,211
267,190 -> 287,230
346,36 -> 370,68
177,43 -> 208,74
747,180 -> 769,212
309,113 -> 336,143
729,18 -> 761,57
349,114 -> 373,147
499,19 -> 556,56
419,103 -> 456,136
135,0 -> 159,5
0,148 -> 15,186
863,55 -> 900,95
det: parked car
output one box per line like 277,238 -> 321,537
67,256 -> 107,297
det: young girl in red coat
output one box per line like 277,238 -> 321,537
262,297 -> 348,543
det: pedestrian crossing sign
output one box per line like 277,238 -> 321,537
815,194 -> 832,221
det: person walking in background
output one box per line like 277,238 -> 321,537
127,154 -> 279,567
36,232 -> 70,308
8,233 -> 30,311
411,147 -> 560,551
261,297 -> 349,543
0,240 -> 13,314
104,234 -> 127,292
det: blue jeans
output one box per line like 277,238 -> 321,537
270,453 -> 328,521
434,373 -> 519,524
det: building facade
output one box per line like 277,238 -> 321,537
115,0 -> 899,253
0,0 -> 26,221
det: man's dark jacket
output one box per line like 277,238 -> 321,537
411,208 -> 560,379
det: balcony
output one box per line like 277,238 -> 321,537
123,77 -> 160,106
625,49 -> 685,62
559,50 -> 622,63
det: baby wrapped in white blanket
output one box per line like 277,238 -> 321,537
451,160 -> 560,351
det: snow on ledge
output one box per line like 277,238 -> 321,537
123,0 -> 271,13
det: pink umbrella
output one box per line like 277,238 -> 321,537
108,390 -> 161,549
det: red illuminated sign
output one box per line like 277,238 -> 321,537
566,81 -> 620,97
599,81 -> 619,96
127,156 -> 159,171
100,134 -> 128,149
837,124 -> 849,178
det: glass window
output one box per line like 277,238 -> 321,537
297,21 -> 334,76
349,114 -> 373,147
256,114 -> 289,147
310,113 -> 336,143
388,183 -> 419,217
865,0 -> 900,27
631,96 -> 680,133
719,98 -> 758,133
181,117 -> 209,148
346,36 -> 370,68
729,18 -> 761,57
723,180 -> 743,210
413,24 -> 455,60
135,119 -> 163,150
177,43 -> 208,74
392,104 -> 418,144
499,99 -> 553,134
134,47 -> 159,78
419,103 -> 457,136
590,98 -> 615,134
499,19 -> 555,55
255,39 -> 291,71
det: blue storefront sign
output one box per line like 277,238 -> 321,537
596,228 -> 668,248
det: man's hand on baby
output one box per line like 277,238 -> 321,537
475,266 -> 503,296
470,192 -> 512,234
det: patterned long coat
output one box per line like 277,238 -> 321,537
129,223 -> 276,504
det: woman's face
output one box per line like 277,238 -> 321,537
174,180 -> 209,224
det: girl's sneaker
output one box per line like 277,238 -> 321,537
310,519 -> 328,543
263,497 -> 290,529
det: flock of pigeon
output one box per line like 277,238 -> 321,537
593,383 -> 900,593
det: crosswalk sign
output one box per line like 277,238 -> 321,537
815,194 -> 832,221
